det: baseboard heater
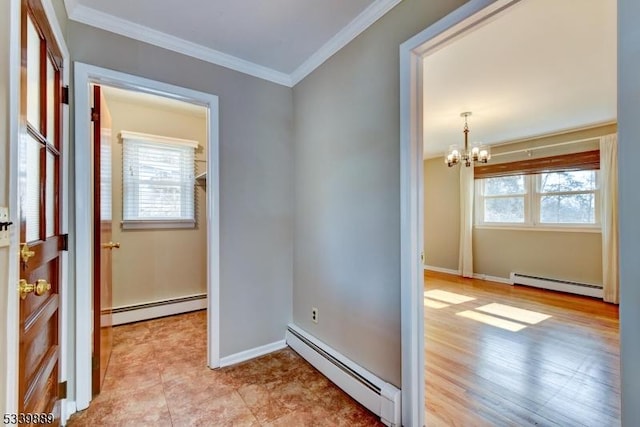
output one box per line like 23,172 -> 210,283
111,293 -> 207,325
510,272 -> 603,298
286,324 -> 401,427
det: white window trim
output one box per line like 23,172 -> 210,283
475,172 -> 601,231
120,131 -> 198,229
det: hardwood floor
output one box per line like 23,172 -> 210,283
424,271 -> 620,426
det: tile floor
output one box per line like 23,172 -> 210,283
67,311 -> 382,426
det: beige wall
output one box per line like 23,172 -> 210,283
424,125 -> 614,284
293,0 -> 467,388
103,95 -> 207,307
424,157 -> 459,270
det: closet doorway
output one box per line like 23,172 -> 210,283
74,63 -> 220,410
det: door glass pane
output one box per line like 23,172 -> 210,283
26,136 -> 41,242
46,152 -> 55,237
27,16 -> 41,128
46,58 -> 56,141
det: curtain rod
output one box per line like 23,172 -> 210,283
491,136 -> 602,157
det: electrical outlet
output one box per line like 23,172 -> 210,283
0,207 -> 9,248
311,307 -> 318,323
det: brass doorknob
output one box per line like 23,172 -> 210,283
102,241 -> 121,249
20,243 -> 35,263
19,279 -> 51,299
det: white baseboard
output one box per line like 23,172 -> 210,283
286,324 -> 401,427
62,400 -> 76,426
111,294 -> 207,325
219,339 -> 287,367
424,265 -> 511,285
472,273 -> 513,285
423,265 -> 460,275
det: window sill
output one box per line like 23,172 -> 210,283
474,225 -> 601,233
121,220 -> 196,230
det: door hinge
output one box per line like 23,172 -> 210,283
61,86 -> 69,105
90,107 -> 99,122
58,381 -> 67,399
92,355 -> 98,370
420,251 -> 425,263
60,234 -> 69,251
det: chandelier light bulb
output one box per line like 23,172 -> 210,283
443,112 -> 491,168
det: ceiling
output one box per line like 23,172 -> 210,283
101,85 -> 207,118
422,0 -> 616,159
64,0 -> 398,86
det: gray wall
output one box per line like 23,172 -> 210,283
292,0 -> 466,388
618,0 -> 640,423
66,22 -> 294,358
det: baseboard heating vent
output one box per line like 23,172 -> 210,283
286,324 -> 401,427
112,293 -> 207,325
510,273 -> 603,298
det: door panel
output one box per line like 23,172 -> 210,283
19,0 -> 64,424
92,85 -> 114,396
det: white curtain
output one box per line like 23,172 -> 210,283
459,164 -> 474,278
600,134 -> 619,304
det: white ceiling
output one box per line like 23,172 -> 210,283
422,0 -> 616,158
64,0 -> 399,86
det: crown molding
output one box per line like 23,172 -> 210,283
66,3 -> 293,86
290,0 -> 403,85
64,0 -> 403,88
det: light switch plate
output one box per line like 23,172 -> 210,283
0,207 -> 9,247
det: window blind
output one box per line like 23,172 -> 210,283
474,150 -> 600,179
120,131 -> 198,228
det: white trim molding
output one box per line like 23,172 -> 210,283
4,0 -> 21,416
290,0 -> 402,85
400,1 -> 520,425
63,0 -> 402,88
73,62 -> 221,410
286,324 -> 401,426
423,265 -> 460,275
65,2 -> 291,86
472,273 -> 512,285
111,294 -> 207,326
219,340 -> 287,368
423,265 -> 512,285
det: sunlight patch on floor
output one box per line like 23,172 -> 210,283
476,303 -> 551,325
456,310 -> 527,332
424,298 -> 449,309
424,289 -> 476,305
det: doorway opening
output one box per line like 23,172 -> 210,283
73,63 -> 220,411
401,0 -> 618,425
90,83 -> 211,397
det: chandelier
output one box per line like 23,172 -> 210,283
445,112 -> 490,167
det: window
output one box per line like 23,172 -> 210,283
538,170 -> 598,224
121,131 -> 198,229
476,170 -> 600,229
481,175 -> 527,224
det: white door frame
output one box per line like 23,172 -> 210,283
4,0 -> 70,418
399,0 -> 519,425
73,63 -> 221,411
